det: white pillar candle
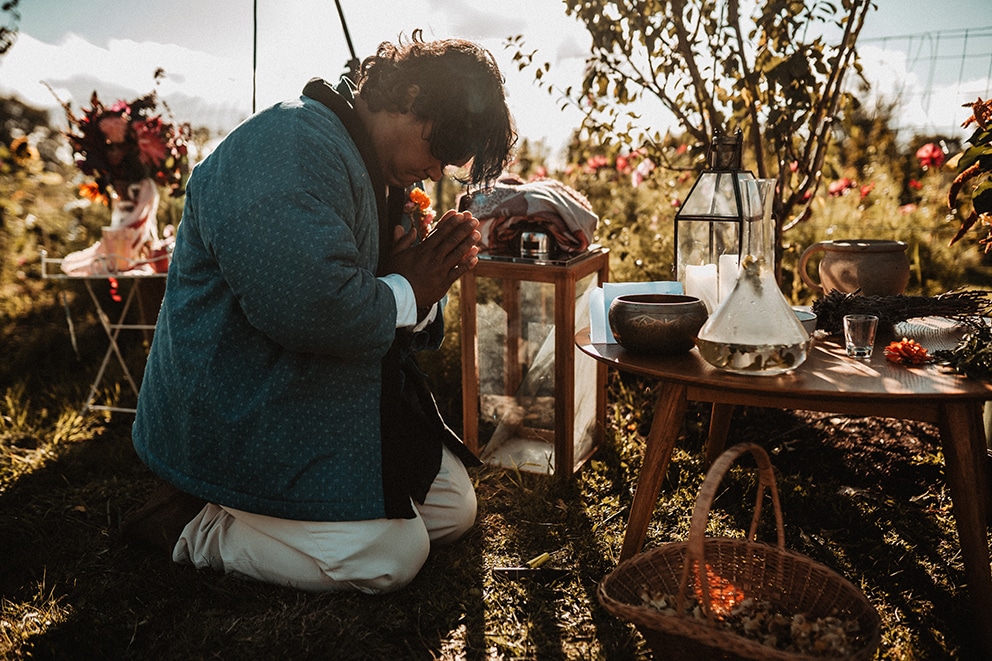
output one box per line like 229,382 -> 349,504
718,254 -> 740,304
685,263 -> 718,313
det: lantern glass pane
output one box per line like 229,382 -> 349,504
676,220 -> 740,280
679,171 -> 743,217
475,271 -> 600,474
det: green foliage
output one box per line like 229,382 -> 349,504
511,0 -> 873,242
948,98 -> 992,250
556,148 -> 685,282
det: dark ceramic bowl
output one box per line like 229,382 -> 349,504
608,293 -> 708,355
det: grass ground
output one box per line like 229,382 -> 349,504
1,274 -> 988,660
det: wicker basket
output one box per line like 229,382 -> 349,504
598,442 -> 881,660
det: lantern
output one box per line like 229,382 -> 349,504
674,130 -> 755,313
459,248 -> 610,477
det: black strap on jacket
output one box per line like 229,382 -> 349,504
301,78 -> 481,519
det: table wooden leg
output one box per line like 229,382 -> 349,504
937,401 -> 992,657
706,403 -> 735,466
619,380 -> 688,561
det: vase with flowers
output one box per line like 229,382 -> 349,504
54,85 -> 190,276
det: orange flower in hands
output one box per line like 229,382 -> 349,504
404,187 -> 436,240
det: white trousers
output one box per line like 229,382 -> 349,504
173,445 -> 476,593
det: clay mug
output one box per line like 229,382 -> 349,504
798,239 -> 910,296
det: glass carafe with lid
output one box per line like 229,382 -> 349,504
695,179 -> 808,375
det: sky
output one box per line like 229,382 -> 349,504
1,0 -> 991,162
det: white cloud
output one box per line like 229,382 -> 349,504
0,33 -> 251,133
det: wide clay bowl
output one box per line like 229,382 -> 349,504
609,293 -> 709,355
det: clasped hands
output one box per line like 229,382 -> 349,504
386,210 -> 481,307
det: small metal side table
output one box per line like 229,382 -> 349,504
41,251 -> 166,415
459,247 -> 609,478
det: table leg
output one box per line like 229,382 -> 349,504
706,403 -> 735,466
82,279 -> 142,413
619,380 -> 688,561
937,401 -> 992,656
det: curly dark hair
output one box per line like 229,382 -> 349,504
356,29 -> 516,189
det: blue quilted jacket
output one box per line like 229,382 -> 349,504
133,92 -> 403,520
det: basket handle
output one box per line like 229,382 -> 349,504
676,442 -> 786,619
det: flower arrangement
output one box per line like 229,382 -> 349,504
53,84 -> 190,203
49,78 -> 190,276
404,186 -> 436,239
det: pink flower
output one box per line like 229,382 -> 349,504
899,203 -> 918,214
531,165 -> 548,180
135,122 -> 168,166
584,155 -> 609,173
631,157 -> 655,188
860,182 -> 875,199
915,142 -> 945,170
98,115 -> 129,143
828,178 -> 854,197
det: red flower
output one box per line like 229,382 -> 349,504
908,179 -> 922,190
860,182 -> 875,199
915,142 -> 945,170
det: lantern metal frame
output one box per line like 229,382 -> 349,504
674,130 -> 755,309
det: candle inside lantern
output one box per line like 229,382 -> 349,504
685,263 -> 718,313
718,254 -> 740,304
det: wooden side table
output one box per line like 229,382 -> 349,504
576,320 -> 992,656
459,248 -> 609,477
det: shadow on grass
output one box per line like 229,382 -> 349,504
2,367 -> 989,659
0,416 -> 491,660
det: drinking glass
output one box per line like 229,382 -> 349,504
843,314 -> 879,359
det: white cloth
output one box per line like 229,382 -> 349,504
172,445 -> 476,593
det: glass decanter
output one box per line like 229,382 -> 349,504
695,179 -> 808,375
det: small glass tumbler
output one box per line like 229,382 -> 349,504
843,314 -> 879,359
